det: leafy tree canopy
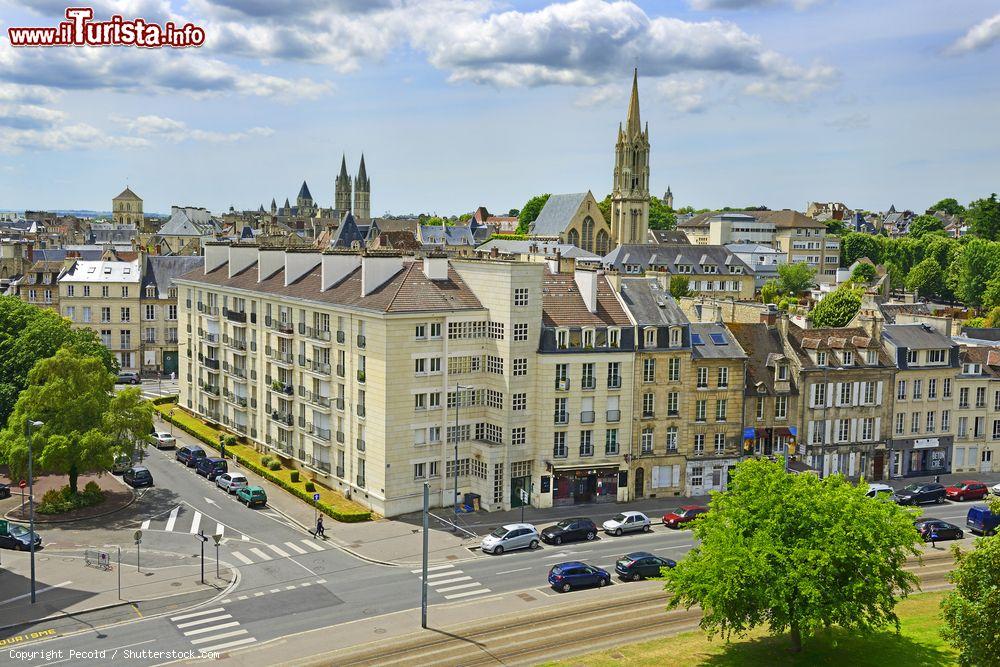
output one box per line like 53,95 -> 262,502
663,458 -> 921,653
649,196 -> 677,230
669,275 -> 691,299
906,257 -> 945,299
930,197 -> 965,217
907,214 -> 946,239
516,194 -> 550,235
966,193 -> 1000,240
841,232 -> 882,267
850,262 -> 877,283
760,279 -> 781,305
103,387 -> 154,464
808,284 -> 863,328
777,262 -> 816,296
951,238 -> 1000,308
507,208 -> 519,217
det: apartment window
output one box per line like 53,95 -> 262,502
959,387 -> 969,408
66,285 -> 74,297
911,412 -> 920,434
976,387 -> 986,408
668,358 -> 680,382
896,413 -> 905,435
996,390 -> 1000,411
816,351 -> 827,367
843,350 -> 854,366
696,367 -> 708,388
644,328 -> 656,347
942,410 -> 951,431
666,427 -> 677,451
863,382 -> 875,405
513,323 -> 529,341
994,420 -> 1000,440
907,350 -> 918,364
512,393 -> 526,411
414,393 -> 426,410
774,395 -> 787,419
144,328 -> 155,343
957,416 -> 968,438
605,429 -> 618,455
413,462 -> 427,480
928,378 -> 937,399
486,390 -> 503,410
120,330 -> 131,350
414,324 -> 426,339
488,322 -> 505,340
512,358 -> 527,376
714,433 -> 725,453
866,349 -> 878,364
913,379 -> 922,400
487,356 -> 504,375
693,434 -> 705,455
812,383 -> 827,407
429,426 -> 441,443
608,328 -> 620,348
101,286 -> 109,298
756,397 -> 765,421
581,363 -> 595,389
414,358 -> 426,374
642,359 -> 655,383
430,357 -> 441,373
928,349 -> 946,363
607,362 -> 621,388
579,431 -> 593,456
642,393 -> 654,418
926,412 -> 936,433
555,397 -> 568,424
64,306 -> 75,321
974,417 -> 985,437
145,304 -> 155,320
82,307 -> 91,323
512,427 -> 526,446
670,328 -> 681,347
83,285 -> 90,297
120,307 -> 131,323
777,364 -> 788,381
715,399 -> 727,421
640,428 -> 653,454
717,367 -> 729,388
101,307 -> 111,323
862,417 -> 874,441
429,322 -> 440,339
695,400 -> 707,422
897,380 -> 906,400
839,382 -> 852,406
943,378 -> 951,399
667,392 -> 679,416
513,288 -> 528,307
837,419 -> 849,442
583,329 -> 594,348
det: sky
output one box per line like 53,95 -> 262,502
0,0 -> 998,217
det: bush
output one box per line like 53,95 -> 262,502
267,460 -> 281,471
37,484 -> 105,515
261,455 -> 272,467
305,482 -> 315,492
290,471 -> 300,483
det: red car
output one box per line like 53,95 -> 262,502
662,505 -> 708,528
945,481 -> 989,502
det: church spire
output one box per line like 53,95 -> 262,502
339,154 -> 349,180
357,153 -> 367,182
626,67 -> 641,136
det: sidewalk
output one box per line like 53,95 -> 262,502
0,547 -> 234,631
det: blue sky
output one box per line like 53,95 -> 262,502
1,0 -> 998,216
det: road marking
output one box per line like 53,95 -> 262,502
176,614 -> 232,629
283,541 -> 308,554
184,621 -> 240,637
165,506 -> 179,532
170,607 -> 225,622
428,575 -> 471,586
140,519 -> 150,530
241,534 -> 250,541
494,567 -> 532,575
300,539 -> 325,552
267,544 -> 290,558
203,496 -> 218,506
189,511 -> 202,534
254,592 -> 265,597
285,585 -> 296,590
300,582 -> 311,587
426,570 -> 462,580
411,564 -> 453,573
237,595 -> 247,601
436,582 -> 481,593
443,588 -> 492,600
269,589 -> 280,593
197,636 -> 257,653
543,552 -> 568,559
316,579 -> 327,584
190,630 -> 247,645
0,581 -> 72,606
216,523 -> 225,538
249,547 -> 272,561
230,551 -> 254,565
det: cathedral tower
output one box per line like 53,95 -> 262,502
353,154 -> 371,223
334,155 -> 352,219
610,68 -> 650,246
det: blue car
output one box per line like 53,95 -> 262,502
548,561 -> 611,593
967,505 -> 999,536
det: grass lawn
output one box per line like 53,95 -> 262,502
543,592 -> 956,667
154,401 -> 370,520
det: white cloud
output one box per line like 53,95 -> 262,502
824,112 -> 870,131
0,123 -> 149,153
0,103 -> 65,129
119,114 -> 275,143
689,0 -> 825,9
656,77 -> 709,113
947,12 -> 1000,55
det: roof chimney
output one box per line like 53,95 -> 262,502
361,251 -> 403,296
574,265 -> 599,314
321,249 -> 361,291
760,304 -> 777,328
203,241 -> 229,274
423,252 -> 449,280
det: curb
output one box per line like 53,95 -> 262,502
263,503 -> 400,568
3,489 -> 137,525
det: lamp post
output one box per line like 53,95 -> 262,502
453,384 -> 470,530
25,419 -> 43,604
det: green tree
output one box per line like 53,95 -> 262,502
951,238 -> 1000,307
649,196 -> 677,230
850,262 -> 877,283
103,387 -> 153,463
760,279 -> 781,304
841,232 -> 882,267
906,257 -> 945,299
669,275 -> 691,299
0,348 -> 115,494
930,197 -> 965,217
966,194 -> 1000,240
663,458 -> 921,653
777,262 -> 816,295
516,194 -> 550,235
808,284 -> 863,328
985,306 -> 1000,328
597,194 -> 612,224
507,208 -> 519,217
908,214 -> 946,239
883,260 -> 906,290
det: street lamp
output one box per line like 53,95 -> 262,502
25,419 -> 43,604
453,384 -> 470,530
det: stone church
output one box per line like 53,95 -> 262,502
262,154 -> 372,226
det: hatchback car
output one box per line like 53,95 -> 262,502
151,432 -> 176,449
602,511 -> 651,536
992,481 -> 1000,496
893,483 -> 946,505
216,472 -> 249,494
540,518 -> 598,545
122,466 -> 154,488
196,457 -> 228,481
117,371 -> 141,384
176,445 -> 207,467
0,523 -> 41,551
662,505 -> 707,528
480,523 -> 539,555
236,485 -> 267,508
615,552 -> 676,581
865,483 -> 895,498
945,481 -> 989,502
111,454 -> 133,474
914,519 -> 964,542
548,561 -> 610,592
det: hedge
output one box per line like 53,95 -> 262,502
151,395 -> 178,406
155,403 -> 370,523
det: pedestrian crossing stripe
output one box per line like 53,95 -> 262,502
226,540 -> 328,567
411,563 -> 492,601
248,547 -> 272,561
267,544 -> 290,558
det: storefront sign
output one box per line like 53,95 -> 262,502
914,438 -> 940,449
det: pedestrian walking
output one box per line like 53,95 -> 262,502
316,516 -> 325,539
934,474 -> 940,484
170,371 -> 176,382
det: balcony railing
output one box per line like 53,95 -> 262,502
337,331 -> 346,344
336,465 -> 345,478
266,317 -> 294,335
356,475 -> 365,487
204,358 -> 220,370
356,438 -> 366,452
336,430 -> 345,443
606,409 -> 621,422
309,360 -> 332,375
554,410 -> 569,425
356,334 -> 366,348
201,383 -> 220,396
267,348 -> 294,365
223,308 -> 247,323
581,376 -> 596,390
357,370 -> 366,383
270,410 -> 294,426
357,404 -> 366,418
642,411 -> 655,419
313,426 -> 331,441
336,364 -> 345,377
580,410 -> 595,424
555,378 -> 570,391
205,333 -> 219,344
335,397 -> 345,410
305,391 -> 331,409
310,458 -> 331,474
302,325 -> 332,343
270,381 -> 294,396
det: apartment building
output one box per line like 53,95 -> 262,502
786,323 -> 895,480
951,347 -> 1000,475
602,245 -> 755,300
59,258 -> 141,371
12,260 -> 62,311
882,323 -> 959,478
139,256 -> 201,375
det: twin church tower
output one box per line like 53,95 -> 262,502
334,154 -> 370,222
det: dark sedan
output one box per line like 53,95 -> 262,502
540,518 -> 598,545
0,483 -> 10,500
893,483 -> 946,505
615,551 -> 676,581
0,523 -> 42,551
914,519 -> 964,542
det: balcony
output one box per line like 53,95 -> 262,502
270,410 -> 294,427
310,458 -> 332,474
356,334 -> 366,349
222,362 -> 248,380
335,364 -> 345,378
607,376 -> 622,390
266,347 -> 294,366
203,357 -> 220,371
581,376 -> 596,390
554,410 -> 569,425
580,410 -> 595,424
269,380 -> 294,396
312,426 -> 331,442
642,410 -> 655,419
200,304 -> 220,319
204,410 -> 221,422
336,430 -> 345,444
301,324 -> 332,344
305,391 -> 332,410
234,423 -> 248,435
555,378 -> 570,391
266,317 -> 294,336
337,331 -> 346,344
224,335 -> 247,351
335,397 -> 345,410
204,333 -> 219,344
606,409 -> 621,422
223,308 -> 247,324
201,383 -> 220,396
356,438 -> 366,452
307,360 -> 332,376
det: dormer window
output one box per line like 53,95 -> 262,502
169,287 -> 177,299
777,364 -> 788,381
608,328 -> 620,348
729,266 -> 742,274
556,329 -> 569,349
927,349 -> 946,364
644,327 -> 656,347
843,351 -> 854,366
907,350 -> 918,364
816,351 -> 827,367
582,328 -> 594,349
963,363 -> 981,375
866,349 -> 878,365
669,327 -> 681,348
145,286 -> 156,298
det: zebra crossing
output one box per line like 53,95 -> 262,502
139,506 -> 252,542
229,539 -> 327,566
412,563 -> 492,601
169,606 -> 256,655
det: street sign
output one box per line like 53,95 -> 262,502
519,488 -> 529,504
18,480 -> 26,489
313,493 -> 321,501
133,529 -> 142,542
212,533 -> 223,545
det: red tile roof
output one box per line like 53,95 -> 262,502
542,270 -> 631,327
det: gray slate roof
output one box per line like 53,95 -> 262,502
690,323 -> 747,360
475,239 -> 599,259
602,243 -> 753,275
141,255 -> 203,298
529,193 -> 588,237
618,278 -> 687,325
158,207 -> 219,237
883,324 -> 957,350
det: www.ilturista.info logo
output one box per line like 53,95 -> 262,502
8,7 -> 205,48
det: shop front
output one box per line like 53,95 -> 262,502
551,465 -> 622,506
889,437 -> 952,478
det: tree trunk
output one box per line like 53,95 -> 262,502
789,620 -> 802,653
69,464 -> 79,495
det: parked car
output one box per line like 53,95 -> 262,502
945,481 -> 989,502
540,518 -> 597,545
662,505 -> 707,528
548,561 -> 610,592
0,482 -> 11,499
111,454 -> 133,474
122,466 -> 154,488
196,457 -> 228,481
966,505 -> 1000,536
893,483 -> 946,505
150,432 -> 176,449
603,511 -> 651,536
992,481 -> 1000,496
216,472 -> 249,494
615,551 -> 676,581
117,371 -> 141,385
0,523 -> 41,551
236,485 -> 267,508
480,523 -> 539,555
176,445 -> 207,467
914,519 -> 963,542
865,483 -> 895,499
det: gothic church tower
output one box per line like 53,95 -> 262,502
353,154 -> 371,223
610,68 -> 650,246
334,154 -> 352,219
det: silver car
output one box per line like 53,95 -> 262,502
480,523 -> 539,555
151,432 -> 176,449
602,511 -> 651,536
216,472 -> 248,494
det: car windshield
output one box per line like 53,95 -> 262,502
673,508 -> 688,516
9,525 -> 29,537
490,527 -> 510,538
902,484 -> 921,493
555,520 -> 573,529
251,490 -> 265,497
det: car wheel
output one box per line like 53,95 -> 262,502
529,539 -> 539,550
585,531 -> 595,541
598,577 -> 607,588
494,545 -> 504,555
642,524 -> 651,532
936,496 -> 944,504
554,536 -> 562,545
614,527 -> 623,537
629,572 -> 639,582
561,583 -> 571,593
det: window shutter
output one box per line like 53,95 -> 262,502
825,419 -> 833,443
876,381 -> 883,404
826,383 -> 834,408
672,464 -> 680,487
807,420 -> 815,444
853,382 -> 861,406
874,417 -> 881,441
850,418 -> 858,442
